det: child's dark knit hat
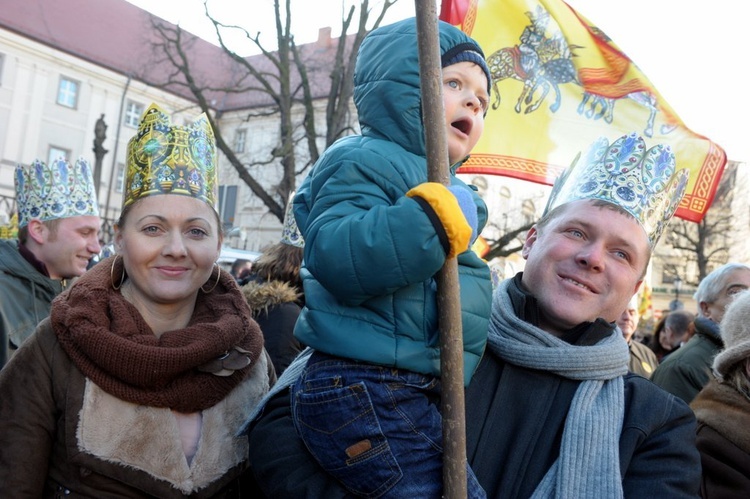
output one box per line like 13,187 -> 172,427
441,42 -> 492,93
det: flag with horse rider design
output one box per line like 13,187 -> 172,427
442,0 -> 726,222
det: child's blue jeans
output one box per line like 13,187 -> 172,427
290,350 -> 486,499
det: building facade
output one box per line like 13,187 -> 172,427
0,0 -> 335,250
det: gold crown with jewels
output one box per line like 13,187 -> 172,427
15,158 -> 99,227
124,103 -> 217,209
544,132 -> 689,248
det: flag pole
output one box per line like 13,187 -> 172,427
414,2 -> 468,498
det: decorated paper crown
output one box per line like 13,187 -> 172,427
544,132 -> 689,247
15,158 -> 100,228
124,103 -> 217,209
280,192 -> 304,247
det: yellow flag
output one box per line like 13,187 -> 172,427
638,283 -> 652,320
442,0 -> 726,222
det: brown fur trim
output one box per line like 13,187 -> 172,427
242,279 -> 299,317
691,379 -> 750,454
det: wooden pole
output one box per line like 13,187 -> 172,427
414,2 -> 468,498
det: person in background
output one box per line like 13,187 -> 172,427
0,104 -> 274,497
246,132 -> 701,498
652,262 -> 750,404
617,294 -> 659,377
231,258 -> 254,283
0,158 -> 101,368
242,195 -> 305,377
691,289 -> 750,498
649,309 -> 695,362
648,313 -> 671,362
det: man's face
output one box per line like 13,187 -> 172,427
37,216 -> 101,279
442,61 -> 489,165
616,304 -> 640,343
701,268 -> 750,323
520,200 -> 649,336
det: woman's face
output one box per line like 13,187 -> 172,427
115,195 -> 221,309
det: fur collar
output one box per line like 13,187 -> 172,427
691,379 -> 750,453
76,354 -> 270,494
242,279 -> 299,316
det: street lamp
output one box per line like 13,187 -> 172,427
670,276 -> 684,311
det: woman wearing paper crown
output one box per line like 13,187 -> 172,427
0,104 -> 274,497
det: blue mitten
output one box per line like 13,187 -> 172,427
448,185 -> 478,244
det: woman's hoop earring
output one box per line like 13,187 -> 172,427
111,255 -> 125,290
201,263 -> 221,294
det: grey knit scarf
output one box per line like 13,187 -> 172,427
488,279 -> 628,498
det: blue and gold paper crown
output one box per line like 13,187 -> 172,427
124,103 -> 217,209
280,192 -> 304,247
544,133 -> 689,247
15,158 -> 99,228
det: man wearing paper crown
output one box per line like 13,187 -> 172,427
0,157 -> 101,367
0,104 -> 274,496
246,132 -> 701,498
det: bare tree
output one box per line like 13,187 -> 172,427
483,221 -> 535,260
141,0 -> 398,222
664,162 -> 737,283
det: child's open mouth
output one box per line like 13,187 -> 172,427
451,117 -> 472,135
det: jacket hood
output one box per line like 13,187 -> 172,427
353,17 -> 486,158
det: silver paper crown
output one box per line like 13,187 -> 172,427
280,192 -> 304,248
544,133 -> 689,248
15,158 -> 100,228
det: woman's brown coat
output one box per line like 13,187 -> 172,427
0,320 -> 273,498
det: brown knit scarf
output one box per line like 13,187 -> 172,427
51,255 -> 264,413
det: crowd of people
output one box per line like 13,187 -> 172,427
0,15 -> 748,499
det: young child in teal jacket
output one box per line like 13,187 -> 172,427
291,17 -> 493,498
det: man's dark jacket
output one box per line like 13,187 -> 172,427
247,280 -> 701,498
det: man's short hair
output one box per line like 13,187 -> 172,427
693,262 -> 750,306
538,199 -> 635,229
16,218 -> 61,245
664,309 -> 694,334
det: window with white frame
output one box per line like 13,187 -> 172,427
124,100 -> 144,127
57,77 -> 79,108
115,163 -> 126,193
218,185 -> 238,230
48,146 -> 70,166
235,129 -> 247,153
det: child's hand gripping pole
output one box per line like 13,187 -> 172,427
406,182 -> 477,258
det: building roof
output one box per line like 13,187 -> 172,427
0,0 -> 345,111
